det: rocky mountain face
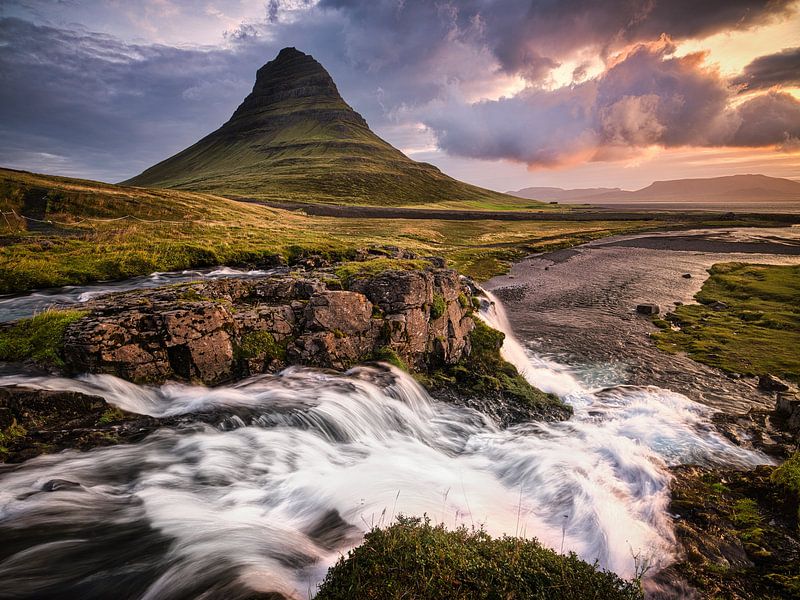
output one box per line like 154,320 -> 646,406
123,47 -> 512,206
63,265 -> 475,385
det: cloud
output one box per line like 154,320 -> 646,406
731,91 -> 800,147
732,46 -> 800,90
0,0 -> 798,181
424,40 -> 799,167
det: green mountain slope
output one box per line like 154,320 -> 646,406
122,47 -> 520,206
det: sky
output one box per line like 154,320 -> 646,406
1,0 -> 799,191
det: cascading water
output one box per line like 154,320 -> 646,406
0,284 -> 770,599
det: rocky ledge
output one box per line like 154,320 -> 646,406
62,263 -> 474,385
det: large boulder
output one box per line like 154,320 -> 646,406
61,264 -> 476,384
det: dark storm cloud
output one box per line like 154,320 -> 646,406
732,46 -> 800,90
0,17 -> 270,180
318,0 -> 796,82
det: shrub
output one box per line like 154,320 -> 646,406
316,516 -> 643,600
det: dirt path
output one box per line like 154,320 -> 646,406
236,197 -> 800,224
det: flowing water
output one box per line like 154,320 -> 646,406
0,267 -> 281,323
0,271 -> 770,598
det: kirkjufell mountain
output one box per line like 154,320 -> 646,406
124,47 -> 510,206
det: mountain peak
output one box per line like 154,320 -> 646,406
228,47 -> 346,123
122,48 -> 511,207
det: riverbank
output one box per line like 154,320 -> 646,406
487,226 -> 800,598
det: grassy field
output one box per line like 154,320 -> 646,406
653,262 -> 800,383
0,168 -> 664,293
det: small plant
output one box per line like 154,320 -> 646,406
235,331 -> 286,362
370,346 -> 408,371
98,407 -> 126,425
772,451 -> 800,521
430,293 -> 446,319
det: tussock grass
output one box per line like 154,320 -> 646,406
315,516 -> 643,600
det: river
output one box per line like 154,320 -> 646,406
0,226 -> 798,599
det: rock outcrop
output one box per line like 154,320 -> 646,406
62,265 -> 475,385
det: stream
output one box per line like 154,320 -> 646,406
1,227 -> 797,599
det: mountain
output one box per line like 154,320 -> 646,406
507,186 -> 621,202
123,47 -> 517,207
509,175 -> 800,210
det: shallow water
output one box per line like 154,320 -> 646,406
487,226 -> 800,412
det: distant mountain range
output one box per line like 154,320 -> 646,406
509,175 -> 800,207
124,47 -> 517,207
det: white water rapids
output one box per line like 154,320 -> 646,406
0,291 -> 769,599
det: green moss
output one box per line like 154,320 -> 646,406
458,292 -> 469,309
316,516 -> 643,600
430,293 -> 446,319
653,263 -> 800,383
420,320 -> 569,414
98,407 -> 126,425
0,420 -> 27,445
235,331 -> 286,362
0,308 -> 88,367
772,451 -> 800,522
370,346 -> 409,371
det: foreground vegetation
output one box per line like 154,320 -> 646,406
653,263 -> 800,383
0,168 -> 662,292
315,516 -> 643,600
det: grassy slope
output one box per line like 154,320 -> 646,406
0,168 -> 659,293
653,262 -> 800,383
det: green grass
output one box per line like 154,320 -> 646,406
2,168 -> 778,294
315,516 -> 643,600
653,263 -> 800,383
772,451 -> 800,522
0,308 -> 88,367
419,320 -> 569,414
370,346 -> 409,371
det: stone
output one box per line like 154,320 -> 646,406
58,262 -> 476,385
636,303 -> 660,315
682,273 -> 692,279
759,374 -> 791,392
776,392 -> 800,431
709,301 -> 729,311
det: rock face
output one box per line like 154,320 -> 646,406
0,386 -> 163,463
63,266 -> 475,385
776,392 -> 800,432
